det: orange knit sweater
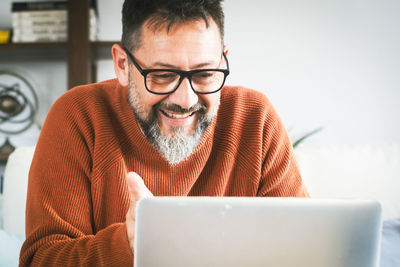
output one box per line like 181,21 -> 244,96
20,79 -> 308,266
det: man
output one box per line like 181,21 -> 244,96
20,0 -> 308,266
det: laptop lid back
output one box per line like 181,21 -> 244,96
134,197 -> 382,267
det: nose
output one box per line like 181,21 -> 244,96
167,77 -> 199,110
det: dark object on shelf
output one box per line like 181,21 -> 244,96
11,1 -> 68,12
0,138 -> 15,161
0,70 -> 39,158
0,174 -> 3,194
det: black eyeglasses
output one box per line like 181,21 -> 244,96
123,47 -> 230,95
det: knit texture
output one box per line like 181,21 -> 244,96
20,79 -> 308,266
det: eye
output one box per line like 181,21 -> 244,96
148,71 -> 178,82
153,73 -> 176,79
194,71 -> 215,79
201,72 -> 213,77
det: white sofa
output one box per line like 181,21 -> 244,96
1,147 -> 34,237
295,144 -> 400,220
0,146 -> 34,267
0,144 -> 399,266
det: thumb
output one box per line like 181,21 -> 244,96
126,172 -> 153,202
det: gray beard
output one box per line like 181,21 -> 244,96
143,116 -> 207,165
127,77 -> 219,165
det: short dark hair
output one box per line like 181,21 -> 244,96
121,0 -> 225,52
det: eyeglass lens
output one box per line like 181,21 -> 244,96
145,70 -> 226,94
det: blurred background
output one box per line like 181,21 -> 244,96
0,0 -> 399,148
1,3 -> 399,265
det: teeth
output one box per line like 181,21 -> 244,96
163,110 -> 193,119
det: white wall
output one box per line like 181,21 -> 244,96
224,0 -> 400,145
1,0 -> 399,147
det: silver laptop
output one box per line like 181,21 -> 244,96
134,197 -> 382,267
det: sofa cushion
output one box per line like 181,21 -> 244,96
295,144 -> 400,220
3,146 -> 35,236
380,218 -> 400,267
0,229 -> 24,266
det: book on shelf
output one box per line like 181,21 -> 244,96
12,34 -> 67,43
11,1 -> 68,12
12,11 -> 96,27
12,10 -> 68,22
12,20 -> 67,28
11,0 -> 99,43
13,27 -> 67,36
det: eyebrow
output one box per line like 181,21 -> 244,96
150,61 -> 218,69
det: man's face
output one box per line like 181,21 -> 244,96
126,18 -> 224,164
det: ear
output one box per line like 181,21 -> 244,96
112,44 -> 129,87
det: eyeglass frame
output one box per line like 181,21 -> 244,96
122,46 -> 230,95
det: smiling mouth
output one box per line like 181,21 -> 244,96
160,109 -> 195,119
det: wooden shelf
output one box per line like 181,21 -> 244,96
0,41 -> 117,50
92,41 -> 119,48
0,0 -> 120,163
1,0 -> 119,89
0,42 -> 68,50
0,41 -> 117,63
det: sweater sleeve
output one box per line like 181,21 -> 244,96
19,90 -> 133,266
257,100 -> 309,198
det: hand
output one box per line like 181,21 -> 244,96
125,172 -> 153,251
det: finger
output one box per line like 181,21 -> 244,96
126,172 -> 153,202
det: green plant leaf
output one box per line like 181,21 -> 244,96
292,126 -> 324,148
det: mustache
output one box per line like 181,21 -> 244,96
155,102 -> 207,114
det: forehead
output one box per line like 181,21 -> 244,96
135,18 -> 222,64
